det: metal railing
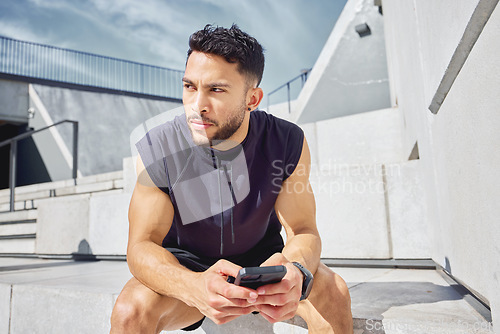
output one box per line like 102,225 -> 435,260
267,69 -> 311,114
0,120 -> 78,212
0,35 -> 184,100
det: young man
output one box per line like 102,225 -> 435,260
111,25 -> 353,333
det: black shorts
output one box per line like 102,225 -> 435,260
167,234 -> 284,331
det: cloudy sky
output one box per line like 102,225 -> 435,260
0,0 -> 347,96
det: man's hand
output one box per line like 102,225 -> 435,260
189,259 -> 259,325
253,253 -> 303,323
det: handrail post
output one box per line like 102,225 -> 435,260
0,119 -> 80,212
9,141 -> 17,212
72,121 -> 78,185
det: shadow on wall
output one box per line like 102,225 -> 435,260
445,257 -> 452,274
71,239 -> 97,261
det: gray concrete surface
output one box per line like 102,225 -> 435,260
35,190 -> 130,257
311,163 -> 390,259
293,0 -> 391,124
382,0 -> 500,317
385,160 -> 431,259
0,257 -> 493,333
28,83 -> 182,177
0,79 -> 29,123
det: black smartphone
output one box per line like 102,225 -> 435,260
227,265 -> 287,290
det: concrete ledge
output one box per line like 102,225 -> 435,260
0,259 -> 491,334
0,170 -> 124,201
315,108 -> 403,165
36,194 -> 91,255
11,284 -> 115,334
0,258 -> 495,333
113,179 -> 124,189
0,190 -> 52,203
0,210 -> 37,223
36,192 -> 130,256
76,170 -> 123,185
323,258 -> 437,270
0,239 -> 35,254
0,179 -> 71,197
0,200 -> 37,212
55,180 -> 116,196
0,223 -> 36,236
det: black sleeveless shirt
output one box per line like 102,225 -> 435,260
136,110 -> 304,261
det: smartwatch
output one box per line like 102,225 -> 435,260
292,262 -> 314,301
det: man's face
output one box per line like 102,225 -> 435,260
183,51 -> 250,147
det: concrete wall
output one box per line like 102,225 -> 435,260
302,107 -> 404,167
0,79 -> 28,124
29,84 -> 182,177
293,0 -> 391,124
264,100 -> 296,122
36,191 -> 130,257
299,107 -> 430,259
28,85 -> 78,181
383,0 -> 500,320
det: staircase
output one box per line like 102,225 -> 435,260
0,170 -> 124,257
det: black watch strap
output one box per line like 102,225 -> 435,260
292,262 -> 314,301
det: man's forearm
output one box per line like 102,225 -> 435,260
127,241 -> 198,303
281,231 -> 321,274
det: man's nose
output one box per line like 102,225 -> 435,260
192,91 -> 209,113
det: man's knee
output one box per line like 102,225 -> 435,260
111,295 -> 142,328
111,289 -> 155,331
315,264 -> 351,305
312,264 -> 353,332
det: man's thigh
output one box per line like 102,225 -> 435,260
114,276 -> 205,332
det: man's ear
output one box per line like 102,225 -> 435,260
247,87 -> 264,111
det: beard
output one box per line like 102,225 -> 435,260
187,103 -> 246,147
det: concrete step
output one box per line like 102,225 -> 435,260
0,180 -> 121,204
0,210 -> 37,223
0,222 -> 37,237
0,180 -> 72,197
0,200 -> 37,212
0,188 -> 125,213
0,170 -> 124,205
0,238 -> 36,254
0,258 -> 492,334
0,211 -> 38,255
76,170 -> 123,185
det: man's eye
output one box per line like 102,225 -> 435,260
212,88 -> 224,92
184,84 -> 195,90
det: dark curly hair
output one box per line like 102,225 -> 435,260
187,24 -> 265,87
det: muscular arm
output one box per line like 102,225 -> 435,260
276,137 -> 321,274
255,137 -> 321,322
127,155 -> 258,324
126,155 -> 198,300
